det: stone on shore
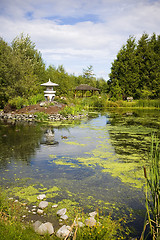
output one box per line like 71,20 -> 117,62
33,220 -> 42,231
85,217 -> 96,227
37,209 -> 44,215
52,204 -> 58,208
38,201 -> 48,209
56,225 -> 71,238
89,211 -> 97,218
33,221 -> 54,235
60,214 -> 68,220
37,194 -> 46,200
57,208 -> 67,216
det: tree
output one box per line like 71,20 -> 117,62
83,65 -> 96,85
0,38 -> 13,107
109,33 -> 160,100
11,33 -> 46,84
109,36 -> 138,99
0,34 -> 47,107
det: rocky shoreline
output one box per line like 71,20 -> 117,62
0,111 -> 87,123
8,194 -> 98,238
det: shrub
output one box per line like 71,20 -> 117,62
28,94 -> 45,105
59,105 -> 83,116
8,96 -> 29,109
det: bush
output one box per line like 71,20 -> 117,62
59,105 -> 83,116
8,96 -> 29,109
28,94 -> 45,105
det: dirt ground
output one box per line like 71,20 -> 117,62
9,102 -> 66,115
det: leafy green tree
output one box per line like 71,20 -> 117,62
0,38 -> 13,107
0,34 -> 46,107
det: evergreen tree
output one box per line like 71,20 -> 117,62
109,33 -> 160,99
109,36 -> 138,99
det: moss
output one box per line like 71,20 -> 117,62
63,141 -> 87,146
6,185 -> 39,203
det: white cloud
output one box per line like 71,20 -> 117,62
0,0 -> 160,79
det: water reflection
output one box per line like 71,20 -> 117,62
0,122 -> 43,166
0,110 -> 160,238
40,128 -> 59,146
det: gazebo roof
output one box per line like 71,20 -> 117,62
75,84 -> 100,91
41,79 -> 58,87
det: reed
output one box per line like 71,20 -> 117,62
141,135 -> 160,240
134,99 -> 160,108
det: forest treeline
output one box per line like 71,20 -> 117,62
0,34 -> 108,108
0,33 -> 160,108
109,33 -> 160,101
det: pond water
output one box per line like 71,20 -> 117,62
0,109 -> 160,238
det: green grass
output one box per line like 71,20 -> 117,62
0,192 -> 43,240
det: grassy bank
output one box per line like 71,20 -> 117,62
0,190 -> 129,240
3,94 -> 160,113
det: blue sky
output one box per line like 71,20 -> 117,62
0,0 -> 160,80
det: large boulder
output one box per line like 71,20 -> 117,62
33,221 -> 54,235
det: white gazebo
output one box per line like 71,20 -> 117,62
41,79 -> 58,101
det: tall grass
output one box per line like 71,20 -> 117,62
134,100 -> 160,109
74,96 -> 160,110
141,135 -> 160,240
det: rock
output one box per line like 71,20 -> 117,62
56,225 -> 71,238
77,221 -> 85,227
38,201 -> 48,209
57,208 -> 67,216
89,211 -> 97,218
33,220 -> 42,232
40,102 -> 46,107
37,194 -> 46,200
52,204 -> 58,208
60,214 -> 68,220
85,217 -> 96,227
37,209 -> 44,215
34,222 -> 54,235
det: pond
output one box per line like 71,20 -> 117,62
0,108 -> 160,238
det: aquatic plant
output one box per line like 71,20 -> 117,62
141,135 -> 160,239
59,105 -> 83,116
